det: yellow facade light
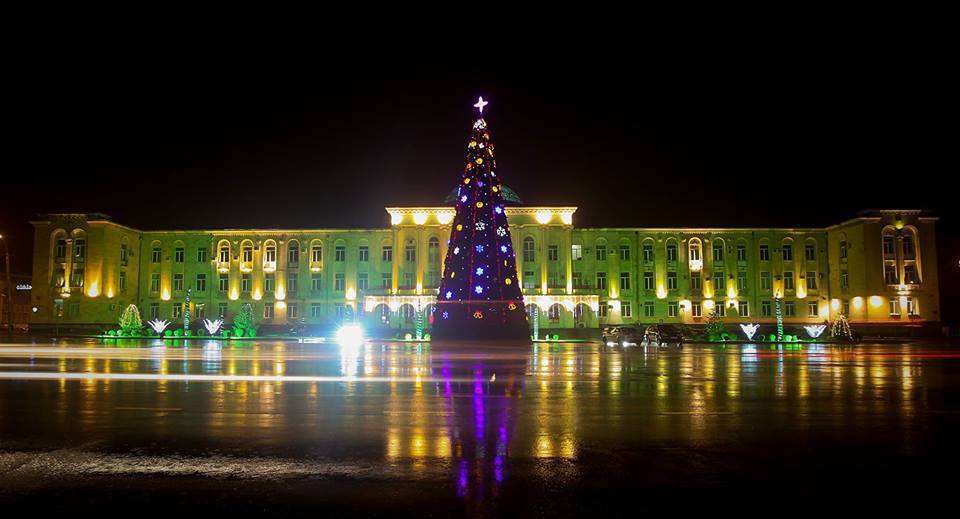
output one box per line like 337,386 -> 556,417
899,295 -> 909,311
704,299 -> 715,311
87,281 -> 99,298
252,289 -> 262,301
851,296 -> 863,310
412,211 -> 428,225
390,212 -> 403,225
229,288 -> 239,301
869,295 -> 884,308
535,210 -> 553,224
560,212 -> 573,225
161,288 -> 171,301
656,284 -> 667,299
345,287 -> 357,301
727,286 -> 737,300
831,298 -> 841,311
436,211 -> 454,224
276,301 -> 286,310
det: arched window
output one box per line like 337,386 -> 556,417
263,240 -> 277,269
218,240 -> 231,264
548,303 -> 563,322
523,236 -> 535,263
665,238 -> 678,263
428,236 -> 440,263
287,239 -> 300,265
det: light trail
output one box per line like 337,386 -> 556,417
0,371 -> 487,384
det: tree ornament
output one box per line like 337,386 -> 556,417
473,310 -> 484,319
475,221 -> 486,231
496,226 -> 506,237
456,224 -> 463,231
476,201 -> 484,208
475,267 -> 485,275
504,278 -> 512,285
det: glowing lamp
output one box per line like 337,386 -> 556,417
831,299 -> 841,311
869,295 -> 884,308
276,301 -> 286,310
560,212 -> 573,225
390,212 -> 403,225
851,296 -> 863,310
535,210 -> 553,224
229,288 -> 239,301
161,289 -> 171,301
87,282 -> 99,298
346,287 -> 357,301
657,285 -> 667,299
335,324 -> 364,347
412,211 -> 428,225
436,211 -> 454,224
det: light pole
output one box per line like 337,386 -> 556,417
0,234 -> 12,334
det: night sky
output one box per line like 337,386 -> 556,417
4,50 -> 955,321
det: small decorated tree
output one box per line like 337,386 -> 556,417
232,303 -> 257,338
706,309 -> 725,341
831,314 -> 853,341
119,304 -> 143,336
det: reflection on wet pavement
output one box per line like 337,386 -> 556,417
2,338 -> 959,514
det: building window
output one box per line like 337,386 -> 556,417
643,301 -> 655,317
380,273 -> 391,289
335,245 -> 346,262
690,272 -> 701,291
288,246 -> 299,265
643,243 -> 653,263
907,298 -> 918,316
241,274 -> 251,293
839,240 -> 848,259
572,271 -> 583,289
667,271 -> 677,290
902,235 -> 916,258
311,303 -> 322,318
668,301 -> 678,318
737,271 -> 747,291
150,303 -> 160,319
619,272 -> 631,291
402,272 -> 414,290
784,301 -> 796,317
622,301 -> 632,318
715,302 -> 725,317
359,245 -> 369,262
287,274 -> 298,294
806,272 -> 817,290
264,273 -> 275,293
312,245 -> 323,263
904,265 -> 920,284
689,242 -> 701,262
596,272 -> 607,291
172,304 -> 181,319
523,238 -> 535,263
173,273 -> 184,292
807,300 -> 819,317
840,270 -> 849,289
358,273 -> 368,291
691,302 -> 701,318
759,245 -> 769,262
713,271 -> 725,292
548,304 -> 562,322
197,248 -> 208,263
70,266 -> 84,287
150,273 -> 160,293
74,239 -> 86,261
596,244 -> 607,261
335,273 -> 345,292
219,274 -> 229,292
619,245 -> 630,261
264,244 -> 276,264
242,245 -> 253,263
782,244 -> 793,261
598,303 -> 608,318
712,243 -> 724,262
288,303 -> 299,319
738,301 -> 749,317
174,247 -> 184,263
889,298 -> 900,316
783,271 -> 794,291
218,303 -> 228,317
403,244 -> 415,263
312,273 -> 323,291
805,243 -> 816,261
572,244 -> 582,261
196,274 -> 206,292
548,245 -> 559,262
761,300 -> 772,317
55,239 -> 67,259
666,243 -> 678,263
381,245 -> 392,262
152,247 -> 162,263
219,245 -> 230,263
264,303 -> 274,319
119,271 -> 127,292
737,244 -> 747,262
884,264 -> 899,285
120,244 -> 129,266
883,236 -> 896,257
643,271 -> 654,290
195,304 -> 205,319
523,271 -> 536,290
428,239 -> 439,263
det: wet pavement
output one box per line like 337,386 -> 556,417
1,338 -> 959,516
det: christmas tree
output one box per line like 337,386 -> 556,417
432,97 -> 528,341
831,314 -> 853,341
118,304 -> 143,336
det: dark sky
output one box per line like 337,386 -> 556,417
3,41 -> 956,321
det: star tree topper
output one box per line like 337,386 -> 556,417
473,96 -> 489,114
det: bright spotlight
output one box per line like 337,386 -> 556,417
335,324 -> 364,347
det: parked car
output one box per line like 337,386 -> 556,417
601,326 -> 641,348
642,324 -> 684,348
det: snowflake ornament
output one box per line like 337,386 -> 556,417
475,221 -> 486,231
496,226 -> 506,237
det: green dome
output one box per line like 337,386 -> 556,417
444,184 -> 522,205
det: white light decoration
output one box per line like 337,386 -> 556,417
740,323 -> 760,341
335,324 -> 364,347
461,195 -> 468,202
494,206 -> 502,214
436,211 -> 454,224
474,285 -> 483,294
453,247 -> 460,255
412,211 -> 428,225
473,96 -> 489,113
496,226 -> 506,237
203,318 -> 224,335
500,245 -> 508,253
535,210 -> 553,224
148,319 -> 171,334
475,221 -> 486,231
803,324 -> 827,339
475,267 -> 484,275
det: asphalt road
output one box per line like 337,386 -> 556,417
1,338 -> 959,516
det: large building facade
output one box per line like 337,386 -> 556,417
29,206 -> 940,336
